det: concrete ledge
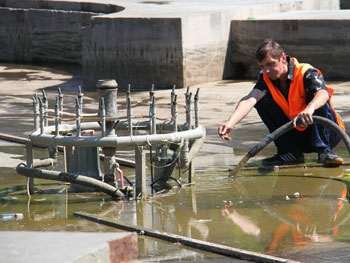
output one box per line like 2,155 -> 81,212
0,0 -> 124,13
228,10 -> 350,80
0,231 -> 138,263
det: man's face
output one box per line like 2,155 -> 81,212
258,53 -> 287,80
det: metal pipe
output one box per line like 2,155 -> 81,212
74,211 -> 293,263
32,94 -> 39,131
42,90 -> 48,127
55,97 -> 60,136
185,87 -> 192,130
170,85 -> 176,117
77,86 -> 83,115
149,84 -> 156,134
126,84 -> 132,136
173,94 -> 178,132
186,127 -> 206,165
38,97 -> 45,134
150,96 -> 156,134
32,119 -> 193,137
171,86 -> 178,132
30,125 -> 205,149
194,88 -> 200,128
58,88 -> 63,113
33,158 -> 57,168
75,98 -> 81,137
116,164 -> 124,188
100,97 -> 106,136
25,141 -> 34,194
97,79 -> 118,136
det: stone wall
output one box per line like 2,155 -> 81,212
0,7 -> 93,64
82,17 -> 183,90
340,0 -> 350,9
227,14 -> 350,80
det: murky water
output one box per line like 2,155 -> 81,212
1,144 -> 350,262
1,64 -> 350,262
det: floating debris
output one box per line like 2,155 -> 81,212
0,213 -> 24,221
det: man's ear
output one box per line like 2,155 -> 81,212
280,53 -> 287,63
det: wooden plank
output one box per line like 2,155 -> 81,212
74,211 -> 300,263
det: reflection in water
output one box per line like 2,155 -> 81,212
222,202 -> 261,236
1,161 -> 350,261
223,167 -> 350,256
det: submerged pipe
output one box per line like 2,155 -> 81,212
230,116 -> 350,176
16,163 -> 125,199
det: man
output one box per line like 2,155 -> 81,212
218,39 -> 345,167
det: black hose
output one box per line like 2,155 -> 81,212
16,163 -> 125,199
230,116 -> 350,176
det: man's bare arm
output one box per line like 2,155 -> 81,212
218,89 -> 265,140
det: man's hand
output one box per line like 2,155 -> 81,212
218,123 -> 232,140
293,103 -> 316,128
293,89 -> 328,128
293,112 -> 314,128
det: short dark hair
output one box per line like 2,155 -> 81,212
255,39 -> 284,62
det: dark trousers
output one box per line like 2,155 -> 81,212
254,93 -> 341,155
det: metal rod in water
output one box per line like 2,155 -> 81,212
74,211 -> 295,263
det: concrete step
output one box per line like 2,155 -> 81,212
0,231 -> 138,263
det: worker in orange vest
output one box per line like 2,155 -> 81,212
218,39 -> 344,167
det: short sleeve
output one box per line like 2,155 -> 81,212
253,72 -> 269,93
304,69 -> 327,96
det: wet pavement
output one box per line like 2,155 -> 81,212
1,64 -> 350,262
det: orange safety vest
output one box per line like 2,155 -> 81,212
262,57 -> 345,131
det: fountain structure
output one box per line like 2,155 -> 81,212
16,80 -> 206,199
